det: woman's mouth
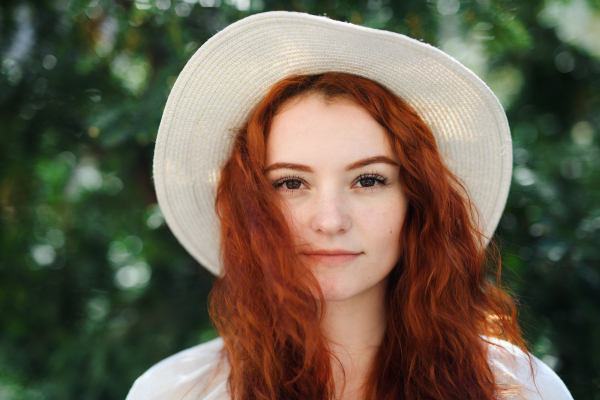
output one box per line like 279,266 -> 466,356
302,250 -> 362,265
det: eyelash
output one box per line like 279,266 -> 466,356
355,173 -> 390,188
271,173 -> 389,192
272,175 -> 307,192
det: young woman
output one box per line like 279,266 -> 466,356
127,12 -> 572,400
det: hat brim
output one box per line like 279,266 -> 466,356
154,11 -> 512,276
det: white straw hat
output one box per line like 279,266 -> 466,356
153,11 -> 513,276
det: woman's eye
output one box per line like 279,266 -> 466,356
272,176 -> 306,191
358,177 -> 377,187
284,180 -> 302,190
354,174 -> 388,188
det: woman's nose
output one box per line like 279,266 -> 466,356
310,190 -> 352,235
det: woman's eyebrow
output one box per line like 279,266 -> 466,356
346,156 -> 398,171
264,156 -> 397,173
264,163 -> 313,173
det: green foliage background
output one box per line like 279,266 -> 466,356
1,0 -> 599,398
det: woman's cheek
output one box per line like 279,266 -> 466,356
355,196 -> 405,252
284,200 -> 313,239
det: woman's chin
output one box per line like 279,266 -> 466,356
313,271 -> 389,304
315,275 -> 360,302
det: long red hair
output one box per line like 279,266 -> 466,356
210,73 -> 526,400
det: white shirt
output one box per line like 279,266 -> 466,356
126,337 -> 573,400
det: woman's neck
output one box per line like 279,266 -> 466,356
320,278 -> 388,400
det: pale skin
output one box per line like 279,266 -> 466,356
265,94 -> 409,400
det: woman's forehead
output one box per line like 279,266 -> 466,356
266,94 -> 397,170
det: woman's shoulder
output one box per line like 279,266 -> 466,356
484,337 -> 573,400
126,335 -> 573,400
126,337 -> 230,400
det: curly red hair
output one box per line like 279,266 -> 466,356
210,73 -> 527,400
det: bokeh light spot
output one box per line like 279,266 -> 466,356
108,241 -> 130,264
175,2 -> 191,16
115,262 -> 152,290
46,229 -> 65,248
514,166 -> 537,186
104,176 -> 123,195
88,126 -> 100,138
554,51 -> 575,73
437,0 -> 460,15
124,236 -> 143,255
571,121 -> 594,145
42,54 -> 57,70
199,0 -> 223,8
31,244 -> 56,266
87,296 -> 110,320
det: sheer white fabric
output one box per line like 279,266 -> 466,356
126,338 -> 229,400
126,337 -> 573,400
486,337 -> 573,400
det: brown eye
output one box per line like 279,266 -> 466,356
285,180 -> 302,190
359,177 -> 376,187
272,176 -> 306,191
354,174 -> 388,189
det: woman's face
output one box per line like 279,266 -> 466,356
265,94 -> 408,302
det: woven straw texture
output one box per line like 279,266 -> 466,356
153,11 -> 513,276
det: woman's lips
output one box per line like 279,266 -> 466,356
302,250 -> 362,265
